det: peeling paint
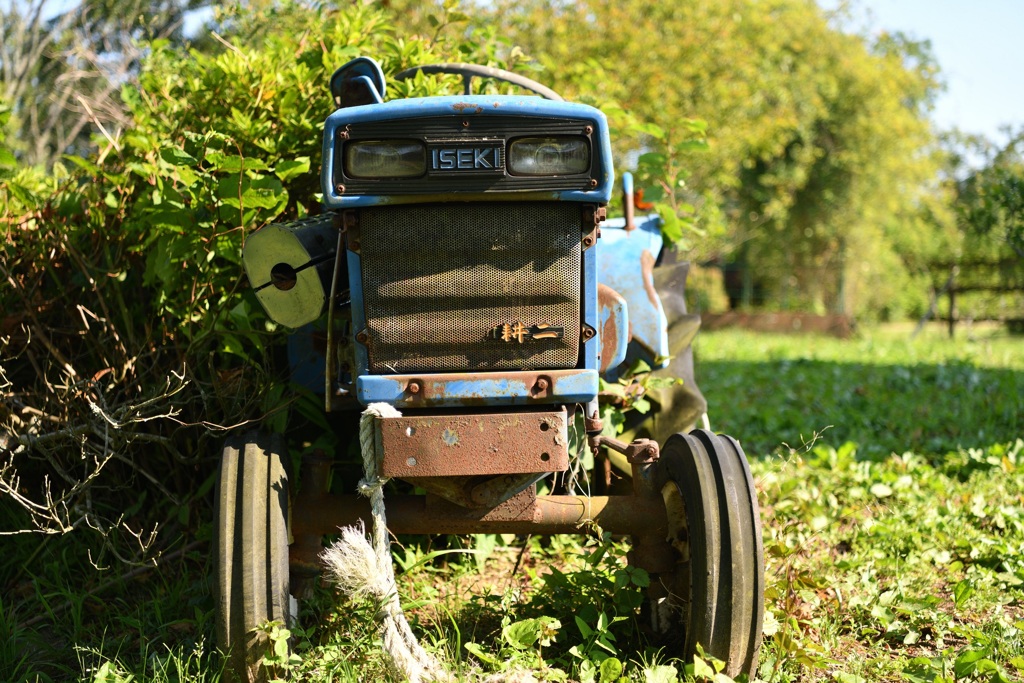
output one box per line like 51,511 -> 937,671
452,102 -> 484,114
358,369 -> 598,407
598,283 -> 628,373
640,249 -> 659,306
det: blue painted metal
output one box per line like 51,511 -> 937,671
582,241 -> 599,372
346,249 -> 369,374
321,96 -> 613,209
596,214 -> 670,370
287,323 -> 327,394
357,370 -> 599,408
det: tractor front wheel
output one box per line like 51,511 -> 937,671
213,433 -> 293,682
650,429 -> 764,679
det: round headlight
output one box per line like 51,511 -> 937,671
344,140 -> 426,179
508,136 -> 590,176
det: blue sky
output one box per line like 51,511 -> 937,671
828,0 -> 1023,145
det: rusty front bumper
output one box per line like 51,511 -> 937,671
378,410 -> 570,478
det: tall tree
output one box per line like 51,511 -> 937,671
1,0 -> 205,168
479,0 -> 948,317
957,131 -> 1024,259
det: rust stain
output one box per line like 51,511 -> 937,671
452,102 -> 484,114
597,283 -> 624,374
640,249 -> 659,306
379,410 -> 569,477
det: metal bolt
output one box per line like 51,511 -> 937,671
583,236 -> 594,247
335,183 -> 346,194
355,331 -> 369,344
407,381 -> 422,394
461,120 -> 470,128
343,211 -> 358,230
584,125 -> 593,135
588,179 -> 598,188
582,326 -> 595,340
534,378 -> 549,393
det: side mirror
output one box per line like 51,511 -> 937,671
329,56 -> 386,108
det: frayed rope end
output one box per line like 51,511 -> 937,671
320,522 -> 390,602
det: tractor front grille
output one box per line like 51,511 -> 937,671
359,202 -> 581,374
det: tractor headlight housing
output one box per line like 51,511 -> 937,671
344,140 -> 426,179
508,136 -> 590,176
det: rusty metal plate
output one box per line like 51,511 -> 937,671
379,410 -> 569,477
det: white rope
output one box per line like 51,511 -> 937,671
321,402 -> 449,683
321,403 -> 540,683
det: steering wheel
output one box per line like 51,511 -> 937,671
393,63 -> 563,101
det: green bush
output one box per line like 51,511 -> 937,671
0,0 -> 524,554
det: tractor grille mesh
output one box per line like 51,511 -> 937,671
359,202 -> 581,373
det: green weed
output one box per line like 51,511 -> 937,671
7,327 -> 1024,681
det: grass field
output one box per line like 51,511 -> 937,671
2,324 -> 1023,682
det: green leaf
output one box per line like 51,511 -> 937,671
160,147 -> 198,167
953,579 -> 975,609
0,148 -> 18,168
674,139 -> 708,153
465,642 -> 498,666
630,567 -> 650,588
241,175 -> 288,210
599,657 -> 623,682
275,157 -> 310,182
693,655 -> 716,680
954,649 -> 990,677
63,154 -> 101,174
644,665 -> 679,683
176,166 -> 200,187
632,122 -> 666,139
206,151 -> 268,173
637,152 -> 668,166
503,618 -> 540,650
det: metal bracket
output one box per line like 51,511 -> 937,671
581,205 -> 606,251
343,210 -> 360,253
588,434 -> 660,464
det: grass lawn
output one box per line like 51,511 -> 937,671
2,324 -> 1023,682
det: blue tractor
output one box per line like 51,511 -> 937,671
216,57 -> 764,680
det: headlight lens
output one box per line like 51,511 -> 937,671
344,140 -> 426,179
508,136 -> 590,176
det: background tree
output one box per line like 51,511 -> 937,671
476,0 -> 950,318
957,131 -> 1024,258
1,0 -> 207,168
